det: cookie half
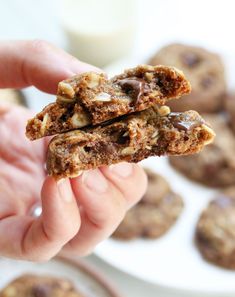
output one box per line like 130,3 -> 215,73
196,188 -> 235,269
47,108 -> 215,179
112,169 -> 184,240
26,65 -> 191,140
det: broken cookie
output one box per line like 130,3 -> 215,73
26,65 -> 191,140
47,107 -> 215,179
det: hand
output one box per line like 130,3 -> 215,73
0,40 -> 147,261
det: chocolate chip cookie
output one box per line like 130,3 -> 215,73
196,187 -> 235,269
149,43 -> 226,113
169,114 -> 235,187
0,274 -> 84,297
26,65 -> 191,140
112,169 -> 184,240
47,108 -> 215,179
225,92 -> 235,132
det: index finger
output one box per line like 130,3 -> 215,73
0,40 -> 102,94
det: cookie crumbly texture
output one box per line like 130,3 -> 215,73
225,93 -> 235,132
112,168 -> 184,240
47,107 -> 215,179
26,65 -> 191,140
169,114 -> 235,187
196,187 -> 235,269
0,274 -> 84,297
149,43 -> 226,113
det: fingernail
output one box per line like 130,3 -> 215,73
110,162 -> 133,178
82,169 -> 108,193
71,61 -> 104,75
57,178 -> 73,202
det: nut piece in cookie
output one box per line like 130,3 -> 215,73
26,65 -> 191,140
149,43 -> 226,113
196,187 -> 235,269
0,274 -> 84,297
169,114 -> 235,187
112,168 -> 184,240
46,108 -> 215,179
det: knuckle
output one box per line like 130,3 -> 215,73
47,226 -> 79,244
66,223 -> 80,239
76,247 -> 94,257
101,195 -> 126,227
22,253 -> 53,262
42,219 -> 80,244
28,39 -> 52,53
35,254 -> 53,262
67,54 -> 80,65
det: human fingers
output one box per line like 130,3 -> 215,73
0,40 -> 101,93
0,177 -> 81,261
64,164 -> 147,255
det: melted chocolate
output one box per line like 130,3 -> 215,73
168,112 -> 203,132
117,77 -> 149,105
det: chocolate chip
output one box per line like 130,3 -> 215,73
201,76 -> 214,89
117,131 -> 130,145
83,146 -> 91,153
181,52 -> 201,67
214,195 -> 233,208
103,143 -> 116,154
32,284 -> 52,297
168,112 -> 202,131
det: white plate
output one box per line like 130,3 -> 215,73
95,51 -> 235,296
0,256 -> 121,297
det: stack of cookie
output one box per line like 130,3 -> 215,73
150,43 -> 235,269
26,65 -> 214,179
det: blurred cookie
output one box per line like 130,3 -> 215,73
225,93 -> 235,132
196,187 -> 235,269
0,274 -> 84,297
0,89 -> 26,106
169,114 -> 235,187
112,169 -> 184,240
149,43 -> 226,112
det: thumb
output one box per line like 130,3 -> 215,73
23,177 -> 80,261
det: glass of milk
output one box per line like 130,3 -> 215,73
60,0 -> 137,67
